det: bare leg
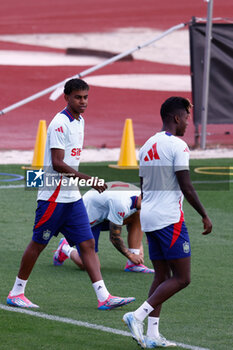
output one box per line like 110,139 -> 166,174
18,240 -> 47,280
148,260 -> 171,317
70,250 -> 85,269
148,257 -> 191,314
78,238 -> 102,283
126,212 -> 143,250
70,249 -> 101,271
125,212 -> 144,264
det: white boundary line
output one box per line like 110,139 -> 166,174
0,304 -> 211,350
0,184 -> 25,189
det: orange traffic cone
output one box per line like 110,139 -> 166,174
22,120 -> 47,169
109,118 -> 138,169
31,120 -> 47,169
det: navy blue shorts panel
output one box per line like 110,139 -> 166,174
32,199 -> 93,246
146,221 -> 191,261
76,220 -> 110,254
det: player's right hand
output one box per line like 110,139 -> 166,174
92,181 -> 108,193
129,252 -> 144,265
202,216 -> 212,235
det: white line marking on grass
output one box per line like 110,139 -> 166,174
0,184 -> 24,189
0,304 -> 210,350
0,304 -> 130,336
175,343 -> 211,350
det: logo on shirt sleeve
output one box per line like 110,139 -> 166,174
118,212 -> 125,218
55,126 -> 64,133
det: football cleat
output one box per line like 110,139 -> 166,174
53,238 -> 69,266
98,294 -> 135,310
123,312 -> 145,348
124,262 -> 154,274
7,292 -> 39,308
145,335 -> 177,348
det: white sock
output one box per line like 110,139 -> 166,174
147,316 -> 160,338
92,280 -> 109,302
134,301 -> 154,322
128,248 -> 140,265
62,243 -> 75,259
11,277 -> 28,296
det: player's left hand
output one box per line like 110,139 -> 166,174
202,216 -> 212,235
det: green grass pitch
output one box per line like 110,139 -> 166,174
0,159 -> 232,350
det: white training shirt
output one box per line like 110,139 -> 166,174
37,108 -> 84,203
139,131 -> 190,231
83,181 -> 140,226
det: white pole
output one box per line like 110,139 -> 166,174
200,0 -> 214,149
50,22 -> 186,100
0,22 -> 186,116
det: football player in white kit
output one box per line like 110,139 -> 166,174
53,181 -> 154,273
7,79 -> 135,310
123,97 -> 212,347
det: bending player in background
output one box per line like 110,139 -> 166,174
53,181 -> 154,274
123,96 -> 212,348
7,79 -> 135,311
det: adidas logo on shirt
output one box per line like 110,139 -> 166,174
55,126 -> 64,133
118,212 -> 125,217
144,142 -> 160,161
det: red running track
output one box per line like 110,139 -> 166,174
0,0 -> 232,150
1,0 -> 231,34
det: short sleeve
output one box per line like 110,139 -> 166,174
107,198 -> 125,225
139,145 -> 146,177
173,141 -> 190,172
49,121 -> 66,150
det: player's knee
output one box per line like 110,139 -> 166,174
28,240 -> 47,256
79,238 -> 95,253
154,273 -> 170,284
178,276 -> 191,289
